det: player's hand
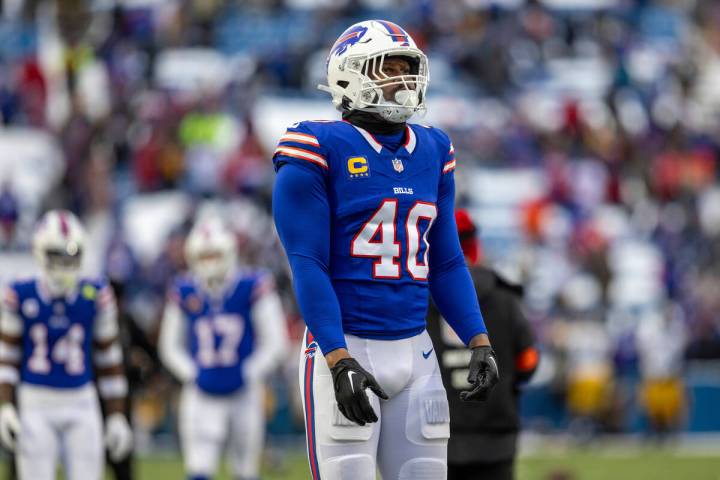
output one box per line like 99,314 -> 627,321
330,358 -> 388,426
0,403 -> 20,451
460,346 -> 499,402
105,413 -> 133,461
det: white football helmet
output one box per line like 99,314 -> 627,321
32,210 -> 85,295
184,217 -> 237,291
319,20 -> 429,123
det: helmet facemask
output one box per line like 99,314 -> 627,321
189,249 -> 234,293
40,243 -> 83,296
348,50 -> 428,123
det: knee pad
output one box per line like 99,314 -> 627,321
398,458 -> 447,480
322,454 -> 375,480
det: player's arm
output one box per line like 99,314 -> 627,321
0,286 -> 22,450
272,160 -> 346,361
273,161 -> 387,426
428,142 -> 498,401
242,274 -> 289,382
93,283 -> 133,461
158,292 -> 196,383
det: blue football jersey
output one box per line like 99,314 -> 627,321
12,279 -> 109,389
170,271 -> 267,395
273,120 -> 456,340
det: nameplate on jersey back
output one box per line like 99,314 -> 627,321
347,156 -> 370,178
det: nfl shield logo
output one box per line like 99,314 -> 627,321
392,158 -> 404,173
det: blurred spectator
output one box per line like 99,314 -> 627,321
0,182 -> 19,248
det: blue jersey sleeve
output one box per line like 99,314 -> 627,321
272,162 -> 346,355
428,134 -> 488,344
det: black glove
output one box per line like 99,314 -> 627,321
460,345 -> 499,402
330,358 -> 389,426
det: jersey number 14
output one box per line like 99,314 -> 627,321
351,199 -> 437,280
28,324 -> 85,375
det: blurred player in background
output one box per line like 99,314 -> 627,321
159,217 -> 288,480
0,210 -> 133,480
427,210 -> 539,480
636,303 -> 688,439
273,20 -> 498,480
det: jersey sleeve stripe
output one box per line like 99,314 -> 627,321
0,365 -> 18,384
280,132 -> 320,146
443,159 -> 456,174
449,143 -> 455,154
98,375 -> 129,399
2,289 -> 18,310
0,341 -> 21,363
274,146 -> 329,169
94,343 -> 123,368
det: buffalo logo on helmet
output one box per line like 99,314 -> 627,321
331,25 -> 368,57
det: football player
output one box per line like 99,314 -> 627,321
0,210 -> 133,480
158,217 -> 288,480
272,20 -> 499,480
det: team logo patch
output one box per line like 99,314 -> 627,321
331,25 -> 368,57
186,294 -> 202,313
347,156 -> 370,178
304,341 -> 318,359
21,298 -> 39,318
82,284 -> 96,300
392,158 -> 404,173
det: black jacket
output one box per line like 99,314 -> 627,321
427,266 -> 536,464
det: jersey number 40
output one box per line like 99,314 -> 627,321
351,199 -> 437,280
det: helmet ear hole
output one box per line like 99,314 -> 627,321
337,80 -> 349,88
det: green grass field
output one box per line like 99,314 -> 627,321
125,449 -> 720,480
5,447 -> 718,479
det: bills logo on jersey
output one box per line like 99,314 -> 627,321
331,25 -> 368,57
392,158 -> 404,173
304,341 -> 319,359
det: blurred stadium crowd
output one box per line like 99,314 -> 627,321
1,0 -> 720,450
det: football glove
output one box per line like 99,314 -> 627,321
105,413 -> 133,461
330,358 -> 388,426
0,403 -> 20,451
460,346 -> 499,402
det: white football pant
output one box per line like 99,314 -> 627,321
299,329 -> 449,480
179,382 -> 265,479
16,383 -> 103,480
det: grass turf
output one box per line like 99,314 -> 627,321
127,449 -> 720,480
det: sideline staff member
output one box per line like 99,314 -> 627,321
427,209 -> 539,480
